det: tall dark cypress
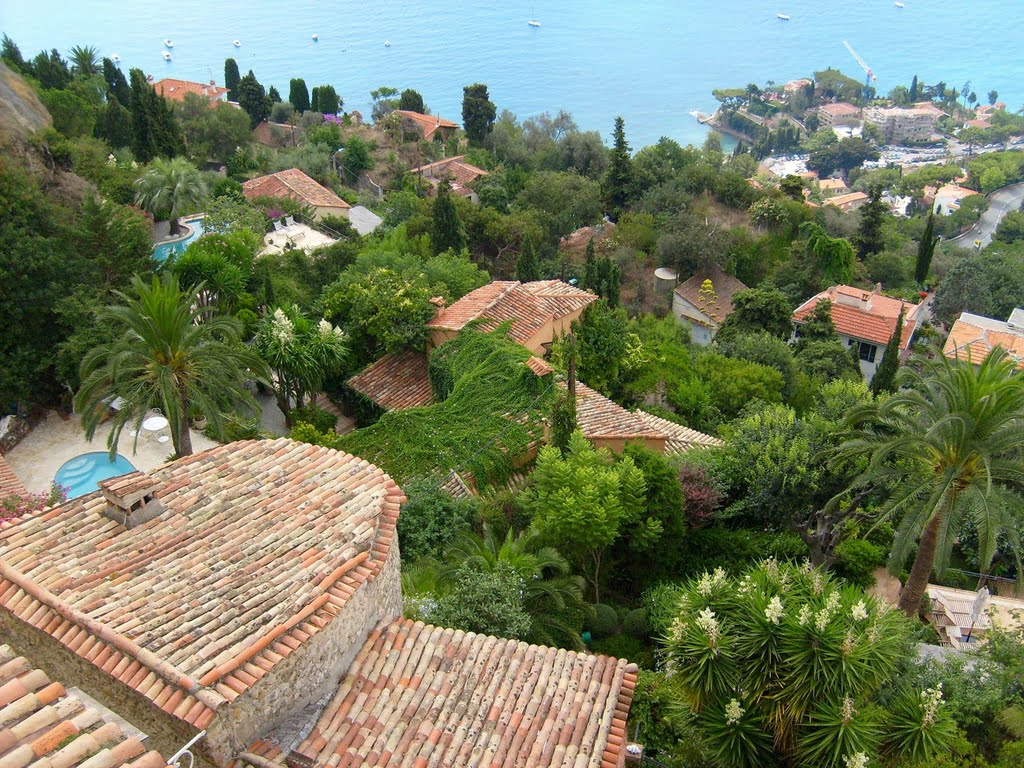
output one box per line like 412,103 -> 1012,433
871,305 -> 905,394
603,116 -> 634,220
289,78 -> 310,113
102,58 -> 131,106
224,58 -> 241,101
128,68 -> 156,162
915,212 -> 937,285
515,234 -> 540,282
431,180 -> 466,256
583,238 -> 597,291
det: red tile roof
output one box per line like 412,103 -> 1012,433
409,156 -> 489,187
347,351 -> 433,411
568,383 -> 665,441
525,356 -> 554,376
793,285 -> 921,348
942,311 -> 1024,368
824,191 -> 869,210
0,455 -> 27,499
242,169 -> 350,210
427,281 -> 597,345
252,121 -> 302,147
0,644 -> 168,768
394,110 -> 459,141
0,439 -> 403,731
819,102 -> 860,117
673,267 -> 748,325
151,78 -> 228,104
635,411 -> 723,453
238,618 -> 638,768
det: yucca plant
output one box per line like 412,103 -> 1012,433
661,560 -> 955,768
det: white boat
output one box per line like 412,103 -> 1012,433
528,20 -> 541,27
233,40 -> 241,47
163,39 -> 173,48
110,53 -> 121,62
311,34 -> 319,41
162,51 -> 172,61
777,13 -> 791,21
384,40 -> 391,47
894,1 -> 904,6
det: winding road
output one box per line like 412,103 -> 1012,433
948,181 -> 1024,249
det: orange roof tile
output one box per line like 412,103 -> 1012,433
409,155 -> 489,187
346,351 -> 433,411
0,644 -> 168,768
0,455 -> 27,499
568,383 -> 665,441
793,285 -> 921,348
242,169 -> 350,210
634,411 -> 723,453
525,356 -> 554,376
819,102 -> 860,116
824,191 -> 869,210
942,311 -> 1024,368
427,281 -> 597,344
395,110 -> 459,141
151,78 -> 228,104
241,618 -> 638,768
0,439 -> 403,730
818,178 -> 848,192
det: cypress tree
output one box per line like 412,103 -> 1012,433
909,74 -> 919,102
262,269 -> 275,309
268,85 -> 281,103
96,98 -> 132,149
224,58 -> 240,101
595,256 -> 621,307
288,78 -> 309,113
852,185 -> 887,259
128,68 -> 157,161
431,180 -> 466,255
237,70 -> 271,128
550,389 -> 577,453
398,89 -> 425,113
313,85 -> 339,115
515,234 -> 540,282
603,116 -> 634,219
915,212 -> 937,285
871,305 -> 905,394
461,83 -> 496,146
583,237 -> 597,291
310,86 -> 320,113
102,58 -> 131,106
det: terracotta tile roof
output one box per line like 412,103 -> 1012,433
0,439 -> 403,731
525,356 -> 554,376
793,285 -> 920,349
566,383 -> 665,441
242,169 -> 350,210
818,178 -> 848,192
243,618 -> 638,768
634,411 -> 724,453
427,281 -> 597,345
824,191 -> 869,210
346,352 -> 433,411
0,455 -> 27,499
673,267 -> 748,325
0,644 -> 168,768
151,78 -> 228,104
409,156 -> 489,187
252,121 -> 302,147
942,311 -> 1024,368
819,102 -> 860,117
395,110 -> 459,141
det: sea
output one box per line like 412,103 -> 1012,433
1,0 -> 1021,150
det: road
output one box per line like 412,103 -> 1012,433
949,181 -> 1024,249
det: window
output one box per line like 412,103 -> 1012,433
858,342 -> 877,363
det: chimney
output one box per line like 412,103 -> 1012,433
625,743 -> 645,765
99,472 -> 164,529
429,296 -> 446,310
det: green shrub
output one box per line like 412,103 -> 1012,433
680,527 -> 809,579
291,405 -> 337,434
644,582 -> 687,638
623,608 -> 650,638
290,422 -> 329,445
588,603 -> 619,638
997,741 -> 1024,768
629,670 -> 712,768
833,537 -> 885,588
590,634 -> 654,669
396,477 -> 477,563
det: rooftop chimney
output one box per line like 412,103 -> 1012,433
99,472 -> 164,529
429,296 -> 446,309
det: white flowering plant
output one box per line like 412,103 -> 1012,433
661,559 -> 953,768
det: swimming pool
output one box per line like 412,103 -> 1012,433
153,216 -> 206,262
54,452 -> 138,499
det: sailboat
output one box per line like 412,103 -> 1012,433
777,13 -> 791,20
528,19 -> 541,27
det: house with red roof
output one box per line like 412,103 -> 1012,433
671,267 -> 748,345
943,308 -> 1024,368
394,110 -> 459,142
150,78 -> 229,106
792,284 -> 922,381
241,168 -> 350,221
409,155 -> 488,202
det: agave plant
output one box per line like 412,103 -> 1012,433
661,560 -> 955,768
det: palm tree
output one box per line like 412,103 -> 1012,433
75,274 -> 270,457
134,158 -> 209,235
68,45 -> 100,76
441,526 -> 592,649
834,350 -> 1024,616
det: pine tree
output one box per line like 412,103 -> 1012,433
871,305 -> 905,394
583,238 -> 597,291
915,212 -> 937,286
431,180 -> 466,255
288,78 -> 309,113
398,89 -> 425,113
603,116 -> 634,219
909,74 -> 919,102
237,70 -> 271,128
224,58 -> 240,101
515,234 -> 540,282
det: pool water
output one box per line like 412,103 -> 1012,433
153,217 -> 206,263
54,452 -> 138,499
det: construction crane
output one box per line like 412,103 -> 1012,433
842,40 -> 877,101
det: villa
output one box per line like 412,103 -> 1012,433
943,308 -> 1024,367
824,191 -> 870,212
931,183 -> 981,216
0,438 -> 641,768
408,155 -> 489,202
242,169 -> 351,221
150,77 -> 229,106
793,284 -> 921,381
394,109 -> 459,142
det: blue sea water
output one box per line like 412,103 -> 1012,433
1,0 -> 1021,149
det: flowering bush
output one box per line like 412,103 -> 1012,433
661,559 -> 955,768
1,484 -> 67,523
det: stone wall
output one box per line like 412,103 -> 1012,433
204,542 -> 404,762
0,415 -> 29,454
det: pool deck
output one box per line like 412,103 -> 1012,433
4,411 -> 219,494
